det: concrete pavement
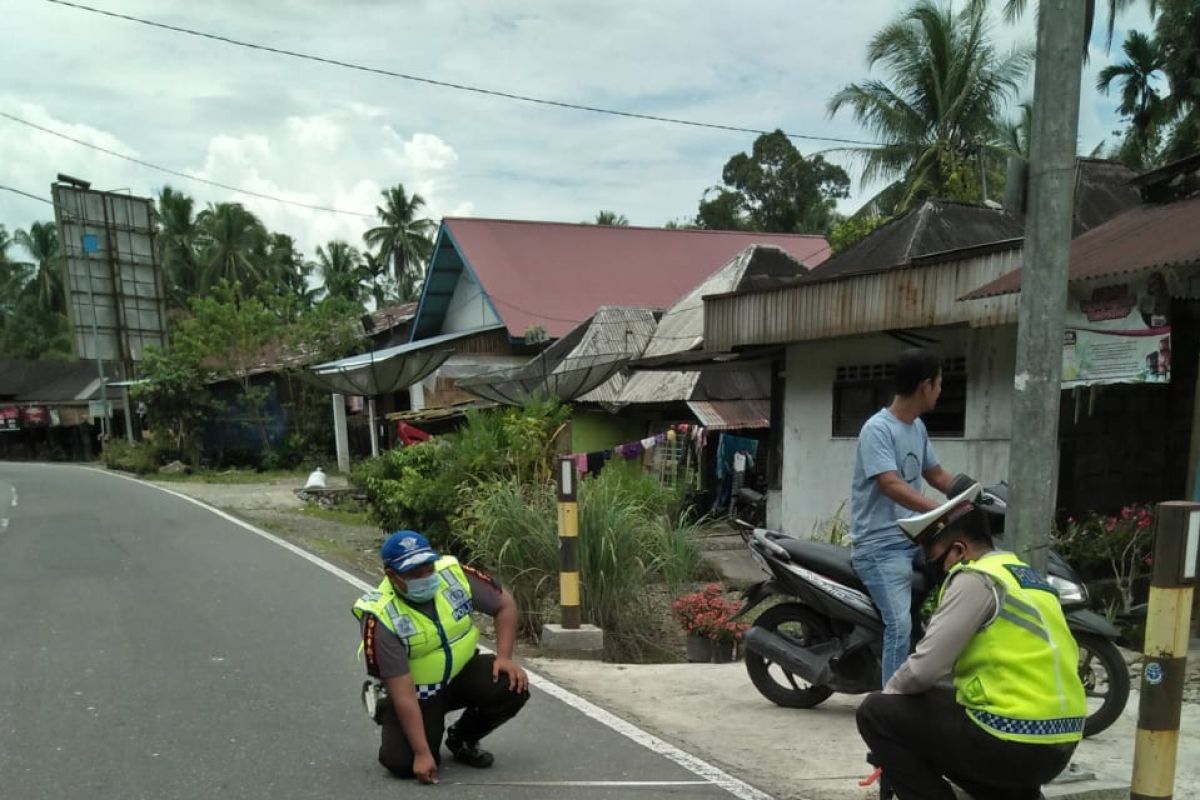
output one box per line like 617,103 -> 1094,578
0,464 -> 767,800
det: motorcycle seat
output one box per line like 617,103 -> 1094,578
770,535 -> 927,596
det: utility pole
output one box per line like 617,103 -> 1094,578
1007,0 -> 1087,573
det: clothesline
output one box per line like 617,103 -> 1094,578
566,422 -> 709,475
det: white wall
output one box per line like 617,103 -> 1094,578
780,325 -> 1017,539
442,269 -> 501,333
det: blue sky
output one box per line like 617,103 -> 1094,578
0,1 -> 1156,260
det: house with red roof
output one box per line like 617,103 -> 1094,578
403,217 -> 831,410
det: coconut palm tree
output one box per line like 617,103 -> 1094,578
314,240 -> 368,306
194,202 -> 270,291
15,221 -> 62,314
829,0 -> 1032,214
156,186 -> 202,308
363,184 -> 435,301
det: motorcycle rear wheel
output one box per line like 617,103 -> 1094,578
745,603 -> 836,708
1077,634 -> 1130,737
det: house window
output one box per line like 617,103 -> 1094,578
832,357 -> 966,438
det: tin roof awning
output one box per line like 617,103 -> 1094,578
457,308 -> 657,405
305,325 -> 504,396
686,400 -> 771,430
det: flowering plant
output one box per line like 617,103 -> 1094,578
671,584 -> 748,643
1056,504 -> 1155,612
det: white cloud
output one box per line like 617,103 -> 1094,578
0,0 -> 1150,257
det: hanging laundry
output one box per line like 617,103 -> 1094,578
618,442 -> 644,460
655,432 -> 667,445
574,453 -> 589,474
396,421 -> 432,446
586,450 -> 612,475
640,436 -> 657,450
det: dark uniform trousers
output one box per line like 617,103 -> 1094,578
378,653 -> 530,778
857,689 -> 1076,800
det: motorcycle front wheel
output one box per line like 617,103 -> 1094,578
1077,634 -> 1131,737
744,603 -> 836,708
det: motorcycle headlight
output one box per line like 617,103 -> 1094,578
1047,574 -> 1088,604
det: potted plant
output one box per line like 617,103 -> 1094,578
671,584 -> 746,663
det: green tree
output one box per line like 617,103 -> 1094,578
829,215 -> 890,253
314,240 -> 368,306
156,186 -> 202,308
829,0 -> 1031,213
1099,30 -> 1167,134
14,222 -> 62,314
195,202 -> 270,291
593,211 -> 630,225
696,130 -> 850,234
363,252 -> 400,308
363,184 -> 435,302
0,225 -> 34,332
265,233 -> 316,310
1154,0 -> 1200,161
0,294 -> 73,360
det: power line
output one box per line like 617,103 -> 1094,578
0,184 -> 55,206
0,111 -> 375,218
42,0 -> 885,149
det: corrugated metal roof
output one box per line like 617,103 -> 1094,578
0,359 -> 121,403
413,218 -> 831,339
687,400 -> 770,431
617,246 -> 806,404
962,195 -> 1200,300
705,249 -> 1023,350
1072,159 -> 1142,235
812,200 -> 1026,282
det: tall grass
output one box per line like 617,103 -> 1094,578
456,467 -> 713,659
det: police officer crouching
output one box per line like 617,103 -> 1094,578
857,484 -> 1086,800
353,531 -> 530,784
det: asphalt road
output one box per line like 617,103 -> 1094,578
0,464 -> 765,800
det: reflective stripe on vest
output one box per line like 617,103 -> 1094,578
940,551 -> 1087,745
351,556 -> 480,689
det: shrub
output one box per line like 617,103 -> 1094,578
671,584 -> 747,643
1056,504 -> 1155,613
101,439 -> 162,475
354,441 -> 457,545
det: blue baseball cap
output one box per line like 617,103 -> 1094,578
380,530 -> 440,573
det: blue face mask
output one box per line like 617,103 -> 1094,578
403,574 -> 441,603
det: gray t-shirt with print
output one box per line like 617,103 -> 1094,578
850,407 -> 939,553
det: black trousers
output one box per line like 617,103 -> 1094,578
378,653 -> 530,778
857,689 -> 1076,800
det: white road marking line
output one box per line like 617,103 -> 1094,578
1,518 -> 8,531
80,466 -> 777,800
10,486 -> 17,507
450,780 -> 712,787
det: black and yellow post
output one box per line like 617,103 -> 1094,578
557,457 -> 580,630
1131,501 -> 1200,800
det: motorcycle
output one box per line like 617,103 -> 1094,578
735,476 -> 1130,738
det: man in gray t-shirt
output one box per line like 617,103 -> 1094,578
850,348 -> 954,686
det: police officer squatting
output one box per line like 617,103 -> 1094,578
353,531 -> 530,785
856,484 -> 1087,800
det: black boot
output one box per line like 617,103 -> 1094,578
445,726 -> 495,769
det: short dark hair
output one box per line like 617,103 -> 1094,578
933,507 -> 993,550
894,348 -> 942,396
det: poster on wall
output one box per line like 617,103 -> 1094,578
1062,271 -> 1172,388
0,406 -> 20,432
22,407 -> 49,427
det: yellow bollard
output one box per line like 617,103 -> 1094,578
1131,501 -> 1200,800
557,457 -> 580,630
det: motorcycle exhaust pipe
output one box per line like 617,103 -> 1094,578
744,628 -> 835,686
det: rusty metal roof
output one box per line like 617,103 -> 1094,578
812,200 -> 1026,282
962,195 -> 1200,300
413,218 -> 831,339
686,400 -> 770,431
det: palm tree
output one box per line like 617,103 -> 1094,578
15,221 -> 62,314
363,184 -> 435,301
594,210 -> 630,226
1098,31 -> 1167,133
194,202 -> 270,291
829,0 -> 1032,213
314,240 -> 368,305
156,186 -> 201,308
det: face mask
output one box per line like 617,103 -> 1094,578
926,545 -> 961,584
402,574 -> 441,603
